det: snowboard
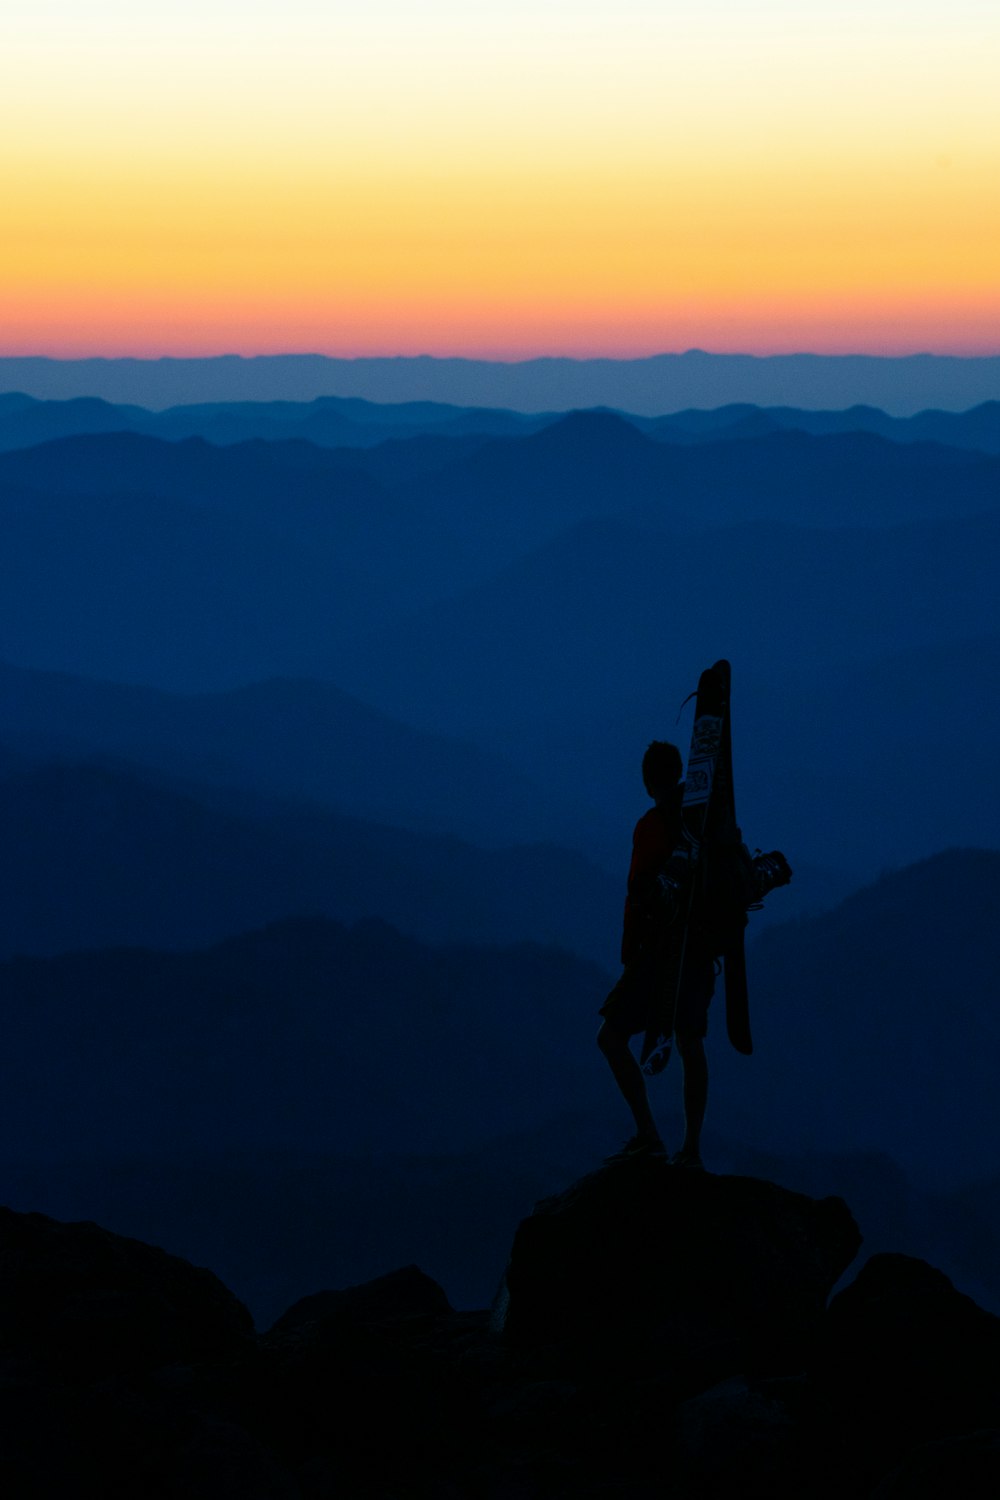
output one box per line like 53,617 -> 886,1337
640,659 -> 730,1074
707,678 -> 794,1052
711,668 -> 753,1056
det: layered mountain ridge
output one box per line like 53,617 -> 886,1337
2,381 -> 998,1447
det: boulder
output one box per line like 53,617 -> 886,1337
670,1375 -> 808,1499
0,1206 -> 254,1379
266,1263 -> 451,1341
873,1429 -> 1000,1499
494,1158 -> 860,1380
261,1266 -> 483,1496
813,1253 -> 1000,1474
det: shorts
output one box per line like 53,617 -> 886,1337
599,947 -> 716,1041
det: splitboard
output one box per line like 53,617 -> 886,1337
708,672 -> 794,1053
640,659 -> 791,1074
711,666 -> 752,1055
640,660 -> 729,1075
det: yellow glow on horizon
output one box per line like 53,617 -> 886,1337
2,1 -> 998,356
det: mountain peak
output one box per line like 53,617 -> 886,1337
524,406 -> 654,458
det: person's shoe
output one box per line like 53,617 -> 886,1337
604,1134 -> 666,1163
669,1149 -> 705,1170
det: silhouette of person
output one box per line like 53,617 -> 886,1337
597,740 -> 715,1167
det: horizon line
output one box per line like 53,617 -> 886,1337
4,348 -> 1000,365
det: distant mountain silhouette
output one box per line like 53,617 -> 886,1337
0,429 -> 386,519
0,432 -> 454,686
0,848 -> 995,1178
395,413 -> 1000,543
339,513 -> 1000,871
638,399 -> 1000,454
4,388 -> 1000,458
0,659 -> 609,858
2,849 -> 1000,1319
0,754 -> 619,963
0,390 -> 553,455
3,420 -> 1000,882
3,373 -> 1000,1451
0,392 -> 152,450
3,350 -> 1000,414
0,914 -> 611,1162
711,848 -> 1000,1188
742,635 -> 1000,870
7,413 -> 996,538
323,428 -> 498,485
394,411 -> 674,558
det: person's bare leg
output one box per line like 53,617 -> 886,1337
597,1021 -> 661,1143
675,1032 -> 707,1163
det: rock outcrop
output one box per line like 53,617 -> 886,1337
1,1169 -> 998,1496
494,1156 -> 860,1378
0,1205 -> 254,1378
813,1253 -> 1000,1491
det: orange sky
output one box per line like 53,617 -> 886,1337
2,1 -> 998,357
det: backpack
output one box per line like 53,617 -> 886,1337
702,836 -> 792,957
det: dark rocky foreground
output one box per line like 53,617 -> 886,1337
1,1163 -> 999,1498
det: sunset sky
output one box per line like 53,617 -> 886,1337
2,0 -> 998,358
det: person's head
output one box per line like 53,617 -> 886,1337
642,740 -> 682,801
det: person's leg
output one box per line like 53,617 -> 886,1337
597,1020 -> 662,1145
675,1031 -> 707,1163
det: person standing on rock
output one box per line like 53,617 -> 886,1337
597,740 -> 715,1167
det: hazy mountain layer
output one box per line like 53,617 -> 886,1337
1,849 -> 999,1317
3,388 -> 1000,455
2,381 -> 997,1380
0,755 -> 620,965
3,350 -> 999,414
714,848 -> 1000,1189
0,433 -> 446,684
0,659 -> 609,858
4,413 -> 998,540
3,419 -> 998,881
387,414 -> 1000,560
0,916 -> 610,1163
1,849 -> 996,1185
0,390 -> 548,453
343,513 -> 1000,872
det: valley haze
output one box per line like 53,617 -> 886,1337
1,356 -> 999,1340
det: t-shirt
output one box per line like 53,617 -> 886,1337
621,797 -> 681,965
